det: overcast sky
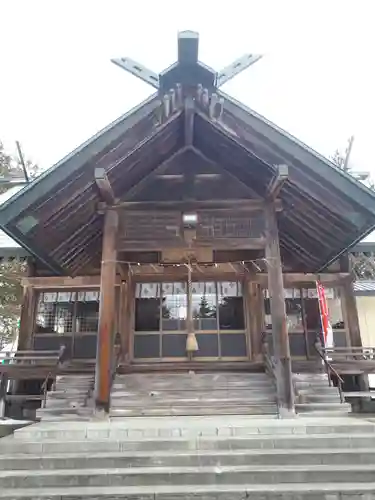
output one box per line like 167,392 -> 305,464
0,0 -> 374,180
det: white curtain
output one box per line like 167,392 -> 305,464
219,281 -> 242,297
136,283 -> 161,298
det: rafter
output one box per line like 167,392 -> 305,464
266,164 -> 289,199
110,57 -> 159,89
216,54 -> 263,87
95,168 -> 115,205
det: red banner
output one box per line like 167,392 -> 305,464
316,280 -> 334,348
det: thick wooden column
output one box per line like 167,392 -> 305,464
264,204 -> 294,415
247,281 -> 263,361
342,278 -> 362,347
18,259 -> 37,351
94,209 -> 118,413
118,270 -> 132,364
18,286 -> 36,351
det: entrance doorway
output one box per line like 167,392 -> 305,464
133,281 -> 248,362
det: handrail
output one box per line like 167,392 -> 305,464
112,333 -> 123,384
314,340 -> 345,403
40,345 -> 68,408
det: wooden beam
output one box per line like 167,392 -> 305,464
22,275 -> 122,289
95,167 -> 115,205
254,272 -> 351,286
99,199 -> 281,212
184,97 -> 195,146
94,209 -> 119,413
265,203 -> 294,416
266,164 -> 289,200
117,238 -> 266,252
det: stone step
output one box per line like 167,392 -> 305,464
111,388 -> 277,396
299,393 -> 342,402
12,419 -> 375,441
295,402 -> 351,412
1,483 -> 375,500
2,447 -> 375,470
115,373 -> 270,380
294,381 -> 337,389
35,408 -> 93,420
110,397 -> 276,407
110,404 -> 278,417
1,464 -> 375,489
111,383 -> 274,392
4,433 -> 375,454
297,411 -> 353,418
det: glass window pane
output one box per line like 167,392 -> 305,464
75,290 -> 99,333
304,297 -> 321,330
192,282 -> 217,331
35,294 -> 74,335
161,282 -> 187,332
327,294 -> 345,329
218,282 -> 244,330
285,298 -> 303,330
263,289 -> 302,331
135,297 -> 160,332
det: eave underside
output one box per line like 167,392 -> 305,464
1,102 -> 375,276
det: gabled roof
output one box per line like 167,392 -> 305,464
1,32 -> 375,275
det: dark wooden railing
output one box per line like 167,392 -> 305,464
0,346 -> 68,416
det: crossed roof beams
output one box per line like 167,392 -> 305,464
111,31 -> 262,92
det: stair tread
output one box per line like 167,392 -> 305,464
6,432 -> 375,446
3,447 -> 375,460
2,463 -> 375,477
1,482 -> 375,498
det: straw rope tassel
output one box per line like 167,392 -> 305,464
186,260 -> 198,356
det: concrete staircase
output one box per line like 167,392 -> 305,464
294,372 -> 351,416
110,372 -> 278,417
1,416 -> 375,498
37,375 -> 94,421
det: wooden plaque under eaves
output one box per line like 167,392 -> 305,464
161,247 -> 213,264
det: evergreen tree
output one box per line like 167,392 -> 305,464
0,141 -> 39,348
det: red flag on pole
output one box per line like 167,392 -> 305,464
316,280 -> 334,348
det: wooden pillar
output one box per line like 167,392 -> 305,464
94,210 -> 118,413
342,278 -> 362,347
264,204 -> 294,415
118,270 -> 132,364
18,258 -> 36,351
18,286 -> 36,351
118,281 -> 128,361
248,281 -> 263,361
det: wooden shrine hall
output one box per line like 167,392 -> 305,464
2,31 -> 375,416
